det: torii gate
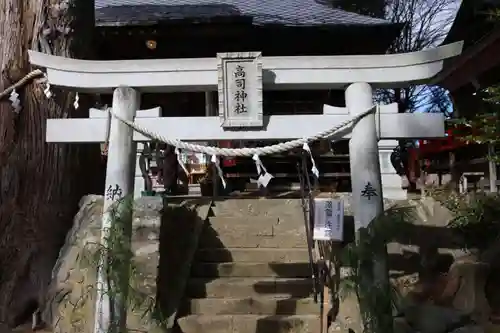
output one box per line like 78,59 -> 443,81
29,43 -> 462,201
28,41 -> 463,333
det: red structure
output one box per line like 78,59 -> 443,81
407,124 -> 473,183
418,126 -> 471,155
219,141 -> 237,167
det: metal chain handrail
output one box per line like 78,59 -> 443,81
105,106 -> 376,157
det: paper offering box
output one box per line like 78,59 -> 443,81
313,198 -> 344,241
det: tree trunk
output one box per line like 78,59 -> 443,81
0,0 -> 101,327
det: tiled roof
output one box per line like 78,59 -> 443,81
95,0 -> 392,27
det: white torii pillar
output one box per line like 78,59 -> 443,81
94,86 -> 139,333
347,83 -> 384,230
345,82 -> 392,332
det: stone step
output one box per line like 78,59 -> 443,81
191,262 -> 311,278
186,278 -> 314,298
195,248 -> 310,263
212,199 -> 303,217
203,217 -> 306,243
198,232 -> 306,248
207,215 -> 306,229
184,297 -> 319,315
177,314 -> 320,333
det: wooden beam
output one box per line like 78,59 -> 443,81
440,32 -> 500,91
434,28 -> 500,91
46,113 -> 444,143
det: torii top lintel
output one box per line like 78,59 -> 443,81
28,42 -> 463,93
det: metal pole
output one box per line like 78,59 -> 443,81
489,144 -> 497,192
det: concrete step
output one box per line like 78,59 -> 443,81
186,278 -> 314,298
202,217 -> 306,245
195,248 -> 310,263
191,262 -> 311,278
207,216 -> 306,230
212,198 -> 303,217
184,297 -> 319,315
198,232 -> 306,248
177,314 -> 320,333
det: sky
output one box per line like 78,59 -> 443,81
432,0 -> 462,45
415,0 -> 462,114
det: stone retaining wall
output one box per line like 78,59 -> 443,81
40,195 -> 211,333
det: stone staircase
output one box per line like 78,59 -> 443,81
177,198 -> 321,333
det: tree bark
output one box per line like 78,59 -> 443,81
0,0 -> 100,327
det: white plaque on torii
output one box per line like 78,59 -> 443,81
217,52 -> 263,129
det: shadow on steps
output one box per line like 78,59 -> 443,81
156,198 -> 215,331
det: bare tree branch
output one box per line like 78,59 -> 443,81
378,0 -> 459,113
330,0 -> 458,113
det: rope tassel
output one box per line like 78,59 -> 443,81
252,154 -> 273,188
303,142 -> 319,178
43,76 -> 52,99
211,155 -> 226,189
9,89 -> 21,113
73,92 -> 79,109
